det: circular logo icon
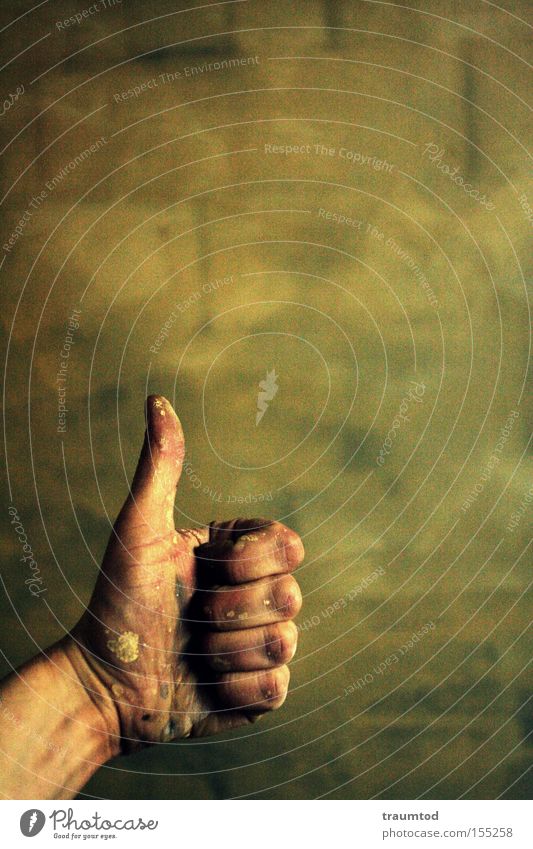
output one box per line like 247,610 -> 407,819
20,810 -> 46,837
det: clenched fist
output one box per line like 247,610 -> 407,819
65,395 -> 304,755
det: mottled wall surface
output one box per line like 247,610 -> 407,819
0,0 -> 531,799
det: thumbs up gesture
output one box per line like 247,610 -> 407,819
67,396 -> 304,754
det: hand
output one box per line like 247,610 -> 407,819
65,395 -> 304,755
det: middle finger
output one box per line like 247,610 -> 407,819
194,574 -> 302,630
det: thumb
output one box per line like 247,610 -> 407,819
117,395 -> 185,536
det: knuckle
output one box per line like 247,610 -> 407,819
226,551 -> 252,584
261,665 -> 290,708
283,529 -> 305,568
208,519 -> 262,546
199,592 -> 217,622
202,589 -> 234,627
232,518 -> 272,539
217,673 -> 237,701
271,574 -> 302,619
202,632 -> 231,669
270,522 -> 305,569
264,622 -> 298,664
205,539 -> 233,565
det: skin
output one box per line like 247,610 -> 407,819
0,395 -> 304,798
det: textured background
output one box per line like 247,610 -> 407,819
0,0 -> 531,799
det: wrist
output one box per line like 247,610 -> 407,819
57,635 -> 122,762
0,638 -> 121,799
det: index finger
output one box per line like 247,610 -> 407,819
196,518 -> 305,585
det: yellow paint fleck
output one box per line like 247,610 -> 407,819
238,612 -> 249,620
234,533 -> 260,551
107,631 -> 140,663
226,610 -> 236,619
264,599 -> 271,607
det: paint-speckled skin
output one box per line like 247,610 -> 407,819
68,396 -> 304,755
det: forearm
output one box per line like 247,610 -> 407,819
0,637 -> 120,799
